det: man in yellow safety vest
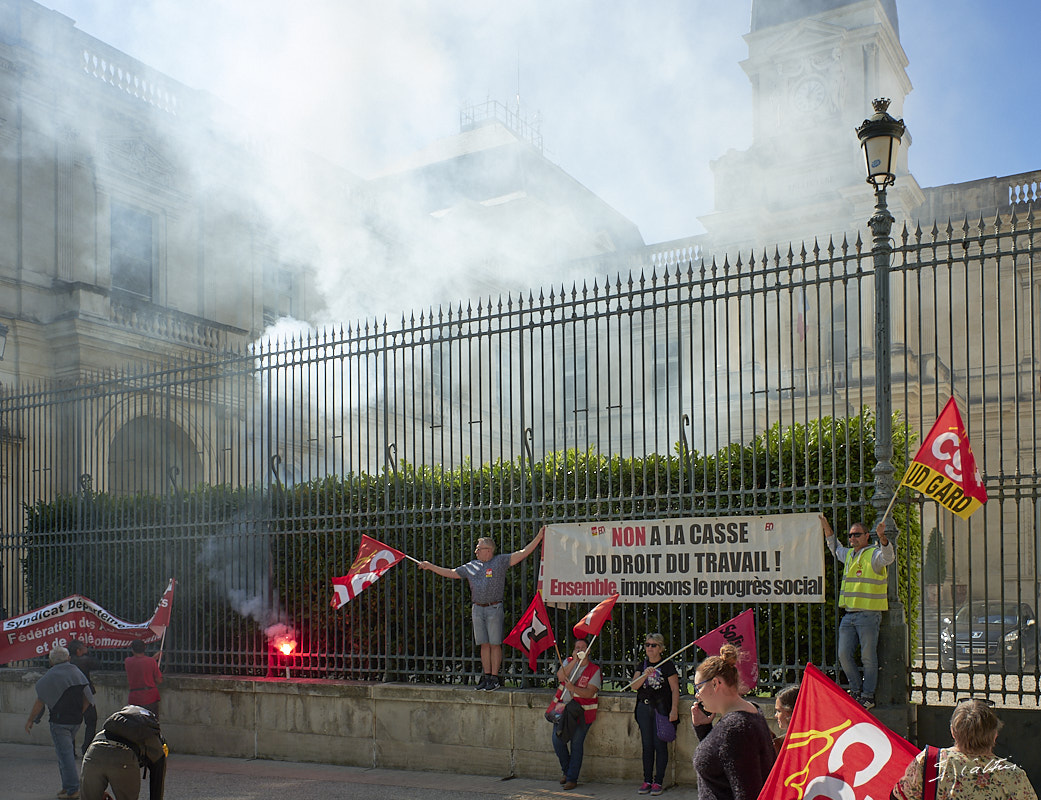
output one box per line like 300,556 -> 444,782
821,515 -> 894,710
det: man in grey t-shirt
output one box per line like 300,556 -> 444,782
420,529 -> 544,690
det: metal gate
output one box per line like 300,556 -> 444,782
2,206 -> 1039,705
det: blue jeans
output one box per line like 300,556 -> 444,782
552,719 -> 590,783
49,721 -> 81,794
838,610 -> 881,696
635,700 -> 668,784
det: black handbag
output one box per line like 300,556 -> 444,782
555,699 -> 584,743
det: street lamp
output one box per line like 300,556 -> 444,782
0,321 -> 8,360
856,98 -> 906,190
855,98 -> 907,710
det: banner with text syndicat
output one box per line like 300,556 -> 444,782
541,513 -> 824,604
1,579 -> 176,663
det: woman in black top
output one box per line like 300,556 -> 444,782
689,644 -> 775,800
631,632 -> 680,796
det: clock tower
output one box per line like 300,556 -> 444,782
700,0 -> 923,256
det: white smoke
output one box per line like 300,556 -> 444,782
197,510 -> 287,630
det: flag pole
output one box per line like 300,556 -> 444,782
877,471 -> 906,527
156,576 -> 173,667
553,643 -> 565,668
620,640 -> 697,691
157,628 -> 167,668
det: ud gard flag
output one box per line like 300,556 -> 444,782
758,663 -> 917,800
901,397 -> 987,519
331,535 -> 407,608
573,593 -> 620,638
1,579 -> 176,663
694,608 -> 758,691
504,592 -> 556,670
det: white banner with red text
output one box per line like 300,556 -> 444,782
1,579 -> 176,663
540,514 -> 824,604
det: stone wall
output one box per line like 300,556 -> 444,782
0,669 -> 721,786
11,670 -> 1038,791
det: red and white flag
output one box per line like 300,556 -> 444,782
504,592 -> 556,670
573,593 -> 619,638
330,535 -> 406,608
900,397 -> 987,519
0,578 -> 176,663
758,663 -> 917,800
694,608 -> 758,691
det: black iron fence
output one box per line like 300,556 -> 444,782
2,206 -> 1039,705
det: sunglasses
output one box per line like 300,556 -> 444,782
956,697 -> 995,706
644,642 -> 660,648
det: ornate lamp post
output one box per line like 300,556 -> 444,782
855,98 -> 907,709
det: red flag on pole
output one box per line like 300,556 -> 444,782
330,535 -> 406,608
757,663 -> 917,800
573,593 -> 619,638
900,397 -> 987,519
694,608 -> 758,691
148,578 -> 176,636
504,592 -> 556,670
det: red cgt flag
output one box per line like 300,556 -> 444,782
504,592 -> 556,670
694,608 -> 758,691
758,663 -> 917,800
330,535 -> 406,608
573,593 -> 619,638
900,397 -> 987,519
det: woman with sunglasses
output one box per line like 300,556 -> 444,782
891,698 -> 1037,799
689,643 -> 775,800
630,632 -> 680,796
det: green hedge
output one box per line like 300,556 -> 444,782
20,409 -> 919,683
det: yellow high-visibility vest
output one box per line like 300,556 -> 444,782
839,546 -> 888,611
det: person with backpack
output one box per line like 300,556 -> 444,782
81,705 -> 168,800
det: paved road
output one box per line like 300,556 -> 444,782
3,742 -> 700,800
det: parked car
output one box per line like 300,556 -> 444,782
939,601 -> 1039,671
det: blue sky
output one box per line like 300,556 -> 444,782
37,0 -> 1041,245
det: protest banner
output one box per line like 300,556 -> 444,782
541,513 -> 823,604
1,579 -> 176,663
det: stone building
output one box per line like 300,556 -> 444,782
1,0 -> 1039,614
0,0 -> 645,493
